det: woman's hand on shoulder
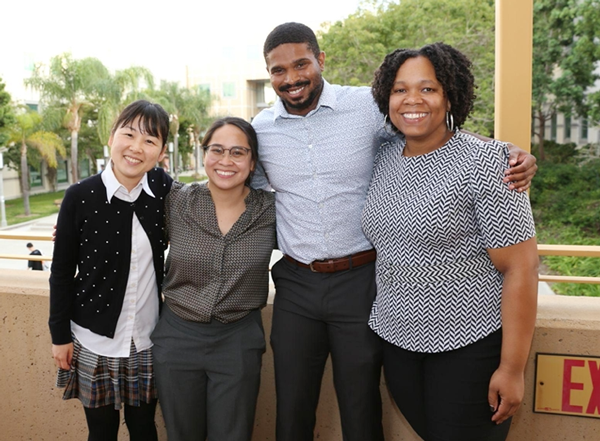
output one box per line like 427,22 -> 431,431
52,343 -> 73,370
488,365 -> 525,424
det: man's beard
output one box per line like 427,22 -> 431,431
279,78 -> 323,112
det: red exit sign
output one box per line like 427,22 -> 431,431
534,353 -> 600,418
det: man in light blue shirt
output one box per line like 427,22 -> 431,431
252,22 -> 537,441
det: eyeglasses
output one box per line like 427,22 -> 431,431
203,144 -> 251,162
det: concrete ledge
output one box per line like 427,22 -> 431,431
0,269 -> 598,440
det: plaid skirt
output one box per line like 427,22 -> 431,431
56,337 -> 157,410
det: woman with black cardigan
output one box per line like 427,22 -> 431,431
49,100 -> 172,441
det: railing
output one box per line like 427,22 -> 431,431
537,244 -> 600,285
0,231 -> 53,262
1,232 -> 600,284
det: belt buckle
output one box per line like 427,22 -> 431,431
309,261 -> 319,272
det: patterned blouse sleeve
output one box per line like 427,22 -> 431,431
164,181 -> 184,243
470,139 -> 536,249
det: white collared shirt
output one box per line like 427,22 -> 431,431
71,161 -> 159,357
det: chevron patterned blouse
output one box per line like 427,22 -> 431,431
362,131 -> 536,353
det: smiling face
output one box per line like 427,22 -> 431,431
109,116 -> 166,190
389,56 -> 452,154
266,43 -> 325,116
203,124 -> 255,193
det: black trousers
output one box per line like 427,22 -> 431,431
384,329 -> 512,441
270,257 -> 384,441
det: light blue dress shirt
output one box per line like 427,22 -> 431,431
252,80 -> 388,264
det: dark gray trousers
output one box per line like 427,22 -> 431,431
270,257 -> 384,441
151,305 -> 265,441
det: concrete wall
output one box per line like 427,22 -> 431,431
0,268 -> 598,440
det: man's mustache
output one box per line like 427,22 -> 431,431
279,81 -> 310,93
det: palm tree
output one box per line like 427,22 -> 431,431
150,81 -> 188,179
7,106 -> 66,215
96,66 -> 155,150
25,53 -> 111,182
181,88 -> 213,174
147,81 -> 214,177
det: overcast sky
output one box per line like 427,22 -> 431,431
2,0 -> 366,89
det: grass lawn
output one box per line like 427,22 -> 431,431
177,174 -> 207,184
4,191 -> 65,226
2,174 -> 207,227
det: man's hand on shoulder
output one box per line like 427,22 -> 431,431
505,143 -> 537,192
461,130 -> 537,192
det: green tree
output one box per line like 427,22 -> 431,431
180,87 -> 212,174
532,0 -> 600,160
6,106 -> 66,215
25,53 -> 111,182
77,106 -> 104,175
319,0 -> 496,135
0,77 -> 15,147
96,66 -> 156,150
150,81 -> 199,177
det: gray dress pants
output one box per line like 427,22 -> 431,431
151,305 -> 265,441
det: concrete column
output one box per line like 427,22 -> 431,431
495,0 -> 533,151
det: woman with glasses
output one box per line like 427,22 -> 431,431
151,117 -> 276,441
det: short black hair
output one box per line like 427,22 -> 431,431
201,117 -> 258,186
263,22 -> 321,59
26,243 -> 33,248
111,100 -> 170,147
371,42 -> 475,130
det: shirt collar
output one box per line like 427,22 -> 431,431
101,159 -> 156,203
272,79 -> 336,120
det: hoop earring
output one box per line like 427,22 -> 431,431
383,114 -> 396,137
446,111 -> 455,132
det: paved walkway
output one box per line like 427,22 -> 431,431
0,213 -> 57,271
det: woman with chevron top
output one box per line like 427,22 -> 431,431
362,42 -> 539,441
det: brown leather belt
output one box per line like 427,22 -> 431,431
284,249 -> 376,273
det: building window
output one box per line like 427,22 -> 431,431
57,160 -> 69,183
198,84 -> 210,95
551,113 -> 557,141
223,82 -> 236,98
580,116 -> 588,140
256,84 -> 265,105
79,158 -> 90,179
30,164 -> 43,188
24,53 -> 35,72
564,115 -> 571,139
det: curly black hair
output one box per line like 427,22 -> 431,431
263,22 -> 321,60
371,42 -> 475,130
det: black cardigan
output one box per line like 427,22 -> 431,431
49,168 -> 173,344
